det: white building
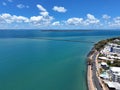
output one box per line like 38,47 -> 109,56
100,43 -> 120,60
109,67 -> 120,83
114,39 -> 120,43
107,43 -> 120,54
112,46 -> 120,54
105,81 -> 120,90
101,44 -> 111,55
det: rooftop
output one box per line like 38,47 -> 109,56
105,81 -> 120,90
101,62 -> 108,66
110,67 -> 120,73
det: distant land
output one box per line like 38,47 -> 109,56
0,29 -> 120,31
41,30 -> 93,32
41,29 -> 120,32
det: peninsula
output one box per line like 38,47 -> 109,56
87,37 -> 120,90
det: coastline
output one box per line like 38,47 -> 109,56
87,48 -> 96,90
87,47 -> 103,90
87,37 -> 120,90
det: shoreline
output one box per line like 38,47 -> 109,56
87,48 -> 96,90
87,37 -> 120,90
87,48 -> 103,90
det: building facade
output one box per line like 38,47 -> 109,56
110,67 -> 120,83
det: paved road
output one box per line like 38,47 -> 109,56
92,52 -> 103,90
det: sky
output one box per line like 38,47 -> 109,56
0,0 -> 120,29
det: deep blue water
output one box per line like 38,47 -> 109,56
0,30 -> 119,38
0,30 -> 119,90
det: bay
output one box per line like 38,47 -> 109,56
0,30 -> 120,90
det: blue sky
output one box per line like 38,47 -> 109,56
0,0 -> 120,29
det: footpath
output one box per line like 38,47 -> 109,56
87,54 -> 96,90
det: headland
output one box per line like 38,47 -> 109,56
87,37 -> 120,90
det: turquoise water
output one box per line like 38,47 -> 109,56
0,30 -> 119,90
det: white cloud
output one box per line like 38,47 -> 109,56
2,2 -> 7,6
40,12 -> 49,17
109,17 -> 120,27
52,21 -> 60,26
17,4 -> 24,9
13,15 -> 29,23
17,4 -> 29,9
8,0 -> 13,2
53,6 -> 67,13
114,17 -> 120,24
37,4 -> 46,12
2,10 -> 120,29
33,4 -> 54,26
0,4 -> 54,28
87,14 -> 96,20
0,13 -> 54,27
30,15 -> 53,26
30,16 -> 43,24
66,18 -> 83,25
84,14 -> 100,25
36,4 -> 49,17
0,13 -> 13,23
66,14 -> 100,26
102,14 -> 111,19
0,13 -> 29,23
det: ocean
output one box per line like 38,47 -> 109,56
0,30 -> 120,90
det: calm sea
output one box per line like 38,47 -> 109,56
0,30 -> 120,90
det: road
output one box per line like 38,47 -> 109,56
91,52 -> 103,90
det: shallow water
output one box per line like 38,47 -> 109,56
0,30 -> 119,90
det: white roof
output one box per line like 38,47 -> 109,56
98,57 -> 114,61
114,39 -> 120,42
106,82 -> 115,88
99,57 -> 108,60
101,62 -> 107,66
112,82 -> 120,90
105,81 -> 120,89
110,67 -> 120,72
